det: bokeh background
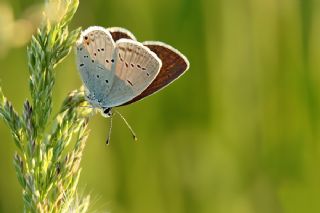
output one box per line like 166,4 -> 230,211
1,0 -> 320,212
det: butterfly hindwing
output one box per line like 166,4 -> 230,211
121,41 -> 189,105
107,27 -> 137,42
104,39 -> 162,107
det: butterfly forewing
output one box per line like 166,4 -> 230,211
76,27 -> 116,102
121,41 -> 189,105
104,39 -> 162,107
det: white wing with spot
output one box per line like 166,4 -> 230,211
104,39 -> 162,107
76,26 -> 116,102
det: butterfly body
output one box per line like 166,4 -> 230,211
76,26 -> 189,114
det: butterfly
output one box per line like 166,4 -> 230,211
75,26 -> 189,143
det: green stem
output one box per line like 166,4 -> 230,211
0,1 -> 92,212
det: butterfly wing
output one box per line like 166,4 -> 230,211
104,39 -> 162,107
76,27 -> 189,108
107,27 -> 137,41
76,27 -> 116,103
121,41 -> 190,106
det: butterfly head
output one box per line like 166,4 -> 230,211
102,107 -> 112,117
85,92 -> 112,117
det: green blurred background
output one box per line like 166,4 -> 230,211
1,0 -> 320,212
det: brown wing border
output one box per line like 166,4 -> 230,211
107,27 -> 137,42
121,41 -> 189,106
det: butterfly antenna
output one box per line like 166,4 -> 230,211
114,110 -> 138,141
106,115 -> 113,145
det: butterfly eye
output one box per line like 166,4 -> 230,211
103,108 -> 111,115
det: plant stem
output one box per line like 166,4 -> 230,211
0,0 -> 92,212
